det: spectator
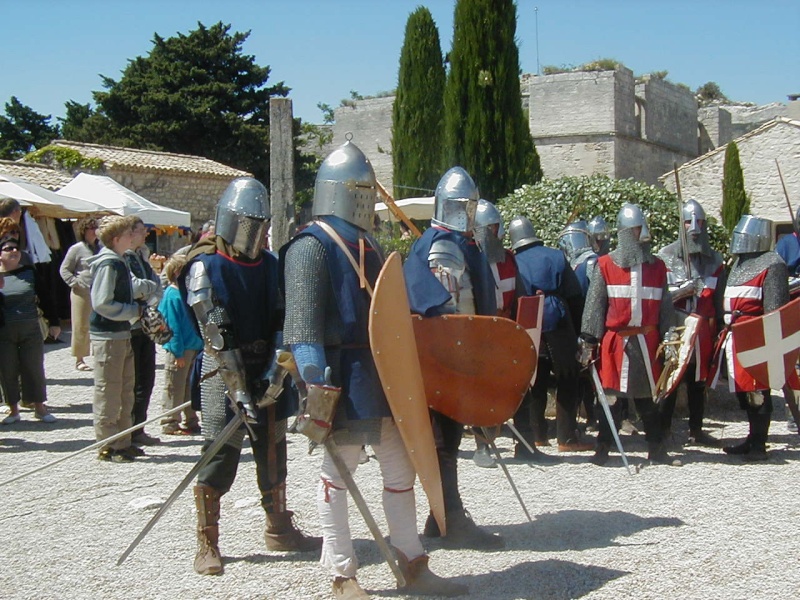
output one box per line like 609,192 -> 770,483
0,217 -> 57,424
59,216 -> 101,371
86,215 -> 142,462
157,254 -> 202,435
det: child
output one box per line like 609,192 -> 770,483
86,215 -> 142,463
158,254 -> 203,435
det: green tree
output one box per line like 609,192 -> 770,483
60,22 -> 297,184
444,0 -> 542,201
696,81 -> 729,105
0,97 -> 60,159
721,141 -> 749,233
392,7 -> 446,200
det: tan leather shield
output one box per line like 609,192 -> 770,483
369,252 -> 446,536
413,314 -> 536,427
654,313 -> 701,402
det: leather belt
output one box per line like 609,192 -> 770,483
614,325 -> 656,337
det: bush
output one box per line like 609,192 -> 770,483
497,175 -> 729,255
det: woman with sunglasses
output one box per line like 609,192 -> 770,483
59,216 -> 101,371
0,217 -> 56,424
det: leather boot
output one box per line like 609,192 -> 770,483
428,509 -> 504,550
263,482 -> 322,552
723,437 -> 753,455
686,429 -> 719,447
193,484 -> 223,575
332,576 -> 370,599
647,442 -> 682,467
395,548 -> 468,597
589,442 -> 610,466
265,510 -> 322,552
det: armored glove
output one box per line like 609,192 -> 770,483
295,384 -> 341,444
576,335 -> 598,368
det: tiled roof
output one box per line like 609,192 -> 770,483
50,140 -> 251,178
0,160 -> 74,190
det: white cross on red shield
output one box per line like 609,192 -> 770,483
731,296 -> 800,390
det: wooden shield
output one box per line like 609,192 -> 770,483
516,294 -> 543,384
655,313 -> 701,401
369,252 -> 446,536
413,314 -> 536,427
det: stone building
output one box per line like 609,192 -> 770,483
659,117 -> 800,235
331,67 -> 794,193
48,140 -> 250,230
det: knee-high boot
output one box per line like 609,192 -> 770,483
263,482 -> 322,552
193,484 -> 223,575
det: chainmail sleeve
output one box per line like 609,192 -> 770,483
283,235 -> 342,346
763,257 -> 790,313
581,264 -> 608,342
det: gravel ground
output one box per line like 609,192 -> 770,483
1,333 -> 799,600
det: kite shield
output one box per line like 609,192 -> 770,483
732,296 -> 800,390
369,252 -> 446,536
516,294 -> 543,384
413,314 -> 536,427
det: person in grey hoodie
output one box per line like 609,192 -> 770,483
87,215 -> 143,463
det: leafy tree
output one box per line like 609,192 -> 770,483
0,97 -> 60,159
696,81 -> 729,105
60,22 -> 297,184
444,0 -> 542,202
498,175 -> 729,255
721,141 -> 749,233
392,6 -> 446,200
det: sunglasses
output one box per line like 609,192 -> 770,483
1,245 -> 20,253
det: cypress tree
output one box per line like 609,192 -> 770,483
392,8 -> 446,200
721,141 -> 749,233
444,0 -> 542,202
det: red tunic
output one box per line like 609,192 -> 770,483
671,262 -> 723,382
597,256 -> 667,395
710,270 -> 767,392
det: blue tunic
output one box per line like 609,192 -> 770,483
776,233 -> 800,275
404,226 -> 497,317
285,221 -> 390,420
515,243 -> 568,332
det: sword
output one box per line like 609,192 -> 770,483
589,363 -> 634,476
0,401 -> 192,489
481,427 -> 532,522
324,437 -> 406,588
117,413 -> 245,565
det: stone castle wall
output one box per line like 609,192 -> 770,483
332,69 -> 790,192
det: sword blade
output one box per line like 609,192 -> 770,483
324,438 -> 406,588
0,401 -> 192,489
116,413 -> 245,566
590,364 -> 634,476
482,427 -> 532,522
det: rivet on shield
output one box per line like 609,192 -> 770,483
457,340 -> 462,345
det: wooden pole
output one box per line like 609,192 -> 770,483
270,98 -> 295,251
375,180 -> 422,237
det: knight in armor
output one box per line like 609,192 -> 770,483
510,216 -> 591,454
557,220 -> 599,429
579,203 -> 680,466
587,215 -> 611,256
282,142 -> 466,599
403,167 -> 504,550
181,178 -> 320,577
710,215 -> 790,461
775,206 -> 800,294
657,199 -> 726,446
470,199 -> 517,468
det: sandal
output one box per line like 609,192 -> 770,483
76,361 -> 92,371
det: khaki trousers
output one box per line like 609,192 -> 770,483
161,350 -> 199,426
70,289 -> 92,360
92,339 -> 135,450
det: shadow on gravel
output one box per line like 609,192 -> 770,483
223,551 -> 320,566
494,509 -> 683,552
369,558 -> 627,600
46,377 -> 93,387
1,436 -> 98,453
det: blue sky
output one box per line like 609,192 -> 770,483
1,0 -> 798,126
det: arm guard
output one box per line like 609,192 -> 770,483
429,239 -> 475,315
185,260 -> 256,419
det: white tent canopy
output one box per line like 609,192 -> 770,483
375,196 -> 435,221
0,174 -> 108,218
58,173 -> 191,228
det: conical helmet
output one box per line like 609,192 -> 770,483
432,167 -> 479,233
